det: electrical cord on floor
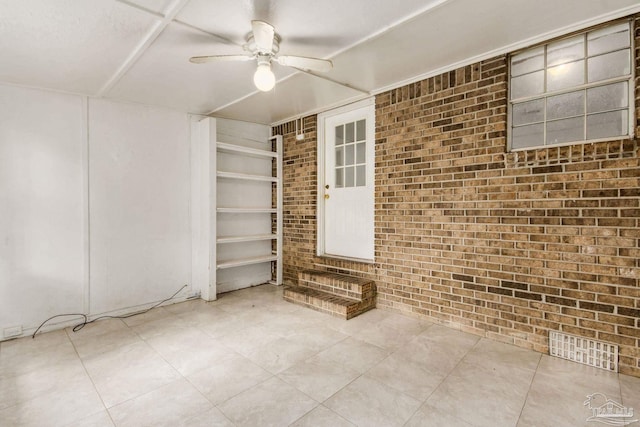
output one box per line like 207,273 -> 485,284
31,284 -> 188,339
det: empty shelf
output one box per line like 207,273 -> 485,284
216,255 -> 279,270
217,234 -> 277,244
217,171 -> 278,182
217,207 -> 277,213
217,142 -> 277,158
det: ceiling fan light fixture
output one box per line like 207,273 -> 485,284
253,63 -> 275,92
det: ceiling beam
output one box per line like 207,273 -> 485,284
97,0 -> 191,96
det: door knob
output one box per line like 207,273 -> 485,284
324,194 -> 330,199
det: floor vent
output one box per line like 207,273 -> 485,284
549,331 -> 618,372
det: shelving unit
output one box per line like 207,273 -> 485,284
213,134 -> 283,293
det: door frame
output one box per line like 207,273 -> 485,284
316,97 -> 375,262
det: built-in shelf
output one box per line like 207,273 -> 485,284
217,207 -> 277,213
217,171 -> 278,182
217,254 -> 279,270
217,234 -> 277,244
217,142 -> 277,159
212,133 -> 283,293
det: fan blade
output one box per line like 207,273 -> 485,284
276,56 -> 333,72
189,55 -> 254,64
252,20 -> 274,53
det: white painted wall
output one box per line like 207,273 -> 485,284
88,99 -> 191,314
0,85 -> 86,334
0,85 -> 193,337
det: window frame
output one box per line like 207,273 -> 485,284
507,19 -> 635,152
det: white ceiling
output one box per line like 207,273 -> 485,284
1,0 -> 638,124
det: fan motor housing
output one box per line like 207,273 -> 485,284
244,33 -> 280,55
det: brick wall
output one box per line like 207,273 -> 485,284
274,15 -> 640,376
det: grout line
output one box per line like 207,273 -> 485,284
516,353 -> 544,425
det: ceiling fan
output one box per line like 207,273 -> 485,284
189,20 -> 333,92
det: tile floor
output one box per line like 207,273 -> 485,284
1,284 -> 639,426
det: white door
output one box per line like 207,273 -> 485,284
318,100 -> 375,261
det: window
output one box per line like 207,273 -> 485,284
509,21 -> 634,150
334,119 -> 367,188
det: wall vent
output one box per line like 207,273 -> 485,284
549,331 -> 618,372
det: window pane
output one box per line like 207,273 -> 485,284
587,82 -> 628,114
588,49 -> 631,82
335,146 -> 344,166
588,22 -> 630,56
511,46 -> 544,77
587,110 -> 628,139
547,60 -> 584,92
547,91 -> 584,120
548,35 -> 584,67
547,117 -> 584,144
356,142 -> 366,164
356,165 -> 366,187
335,125 -> 344,146
511,70 -> 544,99
512,99 -> 544,126
335,168 -> 344,188
345,144 -> 354,165
345,122 -> 355,143
345,166 -> 355,187
356,119 -> 366,141
512,123 -> 544,149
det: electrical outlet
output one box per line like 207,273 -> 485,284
3,325 -> 23,338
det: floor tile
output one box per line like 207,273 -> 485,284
426,354 -> 536,427
377,312 -> 432,336
405,402 -> 475,427
365,352 -> 446,401
196,312 -> 250,339
218,376 -> 318,427
145,328 -> 237,376
108,379 -> 212,427
463,338 -> 541,375
63,410 -> 115,427
162,298 -> 211,315
66,318 -> 128,341
286,325 -> 349,353
0,357 -> 87,410
313,337 -> 389,374
4,284 -> 640,427
216,324 -> 280,356
83,341 -> 181,408
0,372 -> 105,427
186,353 -> 272,405
245,337 -> 320,374
0,329 -> 70,359
325,375 -> 421,427
71,328 -> 142,359
0,341 -> 78,379
177,407 -> 235,427
393,324 -> 479,374
518,355 -> 621,427
356,321 -> 419,350
259,312 -> 322,338
620,374 -> 640,415
290,405 -> 356,427
121,306 -> 172,328
175,306 -> 235,329
129,316 -> 192,341
278,353 -> 360,402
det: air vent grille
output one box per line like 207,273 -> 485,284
549,331 -> 618,372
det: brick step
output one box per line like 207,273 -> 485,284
283,285 -> 375,320
298,270 -> 374,300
